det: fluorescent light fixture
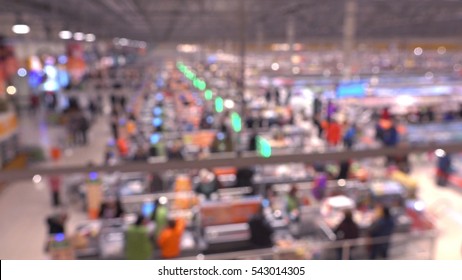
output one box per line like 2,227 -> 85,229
85,33 -> 96,42
73,32 -> 85,41
59,30 -> 72,39
12,24 -> 30,34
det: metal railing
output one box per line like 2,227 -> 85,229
176,229 -> 438,260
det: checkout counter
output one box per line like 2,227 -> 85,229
66,163 -> 433,260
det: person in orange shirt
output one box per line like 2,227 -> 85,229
157,219 -> 185,259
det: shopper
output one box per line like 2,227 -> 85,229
337,160 -> 351,180
152,198 -> 169,240
313,94 -> 323,118
235,167 -> 255,188
326,99 -> 336,121
324,119 -> 342,147
369,206 -> 395,259
313,114 -> 323,138
158,219 -> 186,259
49,176 -> 61,207
334,210 -> 360,259
265,88 -> 272,104
120,95 -> 127,110
167,140 -> 184,160
195,169 -> 219,200
110,110 -> 119,140
343,123 -> 357,149
116,137 -> 129,158
248,206 -> 274,248
248,131 -> 258,151
381,107 -> 391,120
436,153 -> 452,186
285,87 -> 292,105
125,214 -> 152,260
286,185 -> 300,221
46,211 -> 67,235
275,88 -> 281,106
78,113 -> 89,146
99,196 -> 124,219
312,171 -> 327,201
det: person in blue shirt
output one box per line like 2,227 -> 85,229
343,124 -> 357,149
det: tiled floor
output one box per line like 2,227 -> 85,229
1,111 -> 462,259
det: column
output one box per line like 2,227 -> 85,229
256,22 -> 264,53
342,0 -> 358,81
286,14 -> 295,69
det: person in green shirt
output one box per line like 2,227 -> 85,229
152,198 -> 169,240
125,214 -> 152,260
286,185 -> 300,222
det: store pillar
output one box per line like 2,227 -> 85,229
342,0 -> 358,81
286,14 -> 296,68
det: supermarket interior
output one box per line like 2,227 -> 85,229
1,0 -> 462,260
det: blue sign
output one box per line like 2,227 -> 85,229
336,82 -> 366,99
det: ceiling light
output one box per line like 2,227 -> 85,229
6,86 -> 17,95
435,149 -> 446,158
59,30 -> 72,40
224,99 -> 235,109
12,24 -> 30,34
17,68 -> 27,77
437,46 -> 446,55
73,32 -> 85,41
85,33 -> 96,42
119,38 -> 129,46
414,47 -> 423,56
425,72 -> 434,80
32,175 -> 42,184
271,62 -> 279,71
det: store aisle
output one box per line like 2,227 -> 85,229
412,166 -> 462,260
0,111 -> 111,259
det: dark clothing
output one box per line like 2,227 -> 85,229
111,124 -> 119,140
168,149 -> 183,160
335,218 -> 360,241
248,134 -> 257,151
46,216 -> 65,235
99,202 -> 124,219
248,213 -> 273,248
120,96 -> 127,109
369,216 -> 395,259
195,180 -> 219,200
313,98 -> 322,116
52,191 -> 60,207
381,126 -> 399,147
235,168 -> 255,187
265,90 -> 272,103
335,217 -> 360,260
274,89 -> 280,105
338,161 -> 351,180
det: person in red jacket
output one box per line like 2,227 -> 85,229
49,176 -> 61,207
323,119 -> 342,146
158,219 -> 185,259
